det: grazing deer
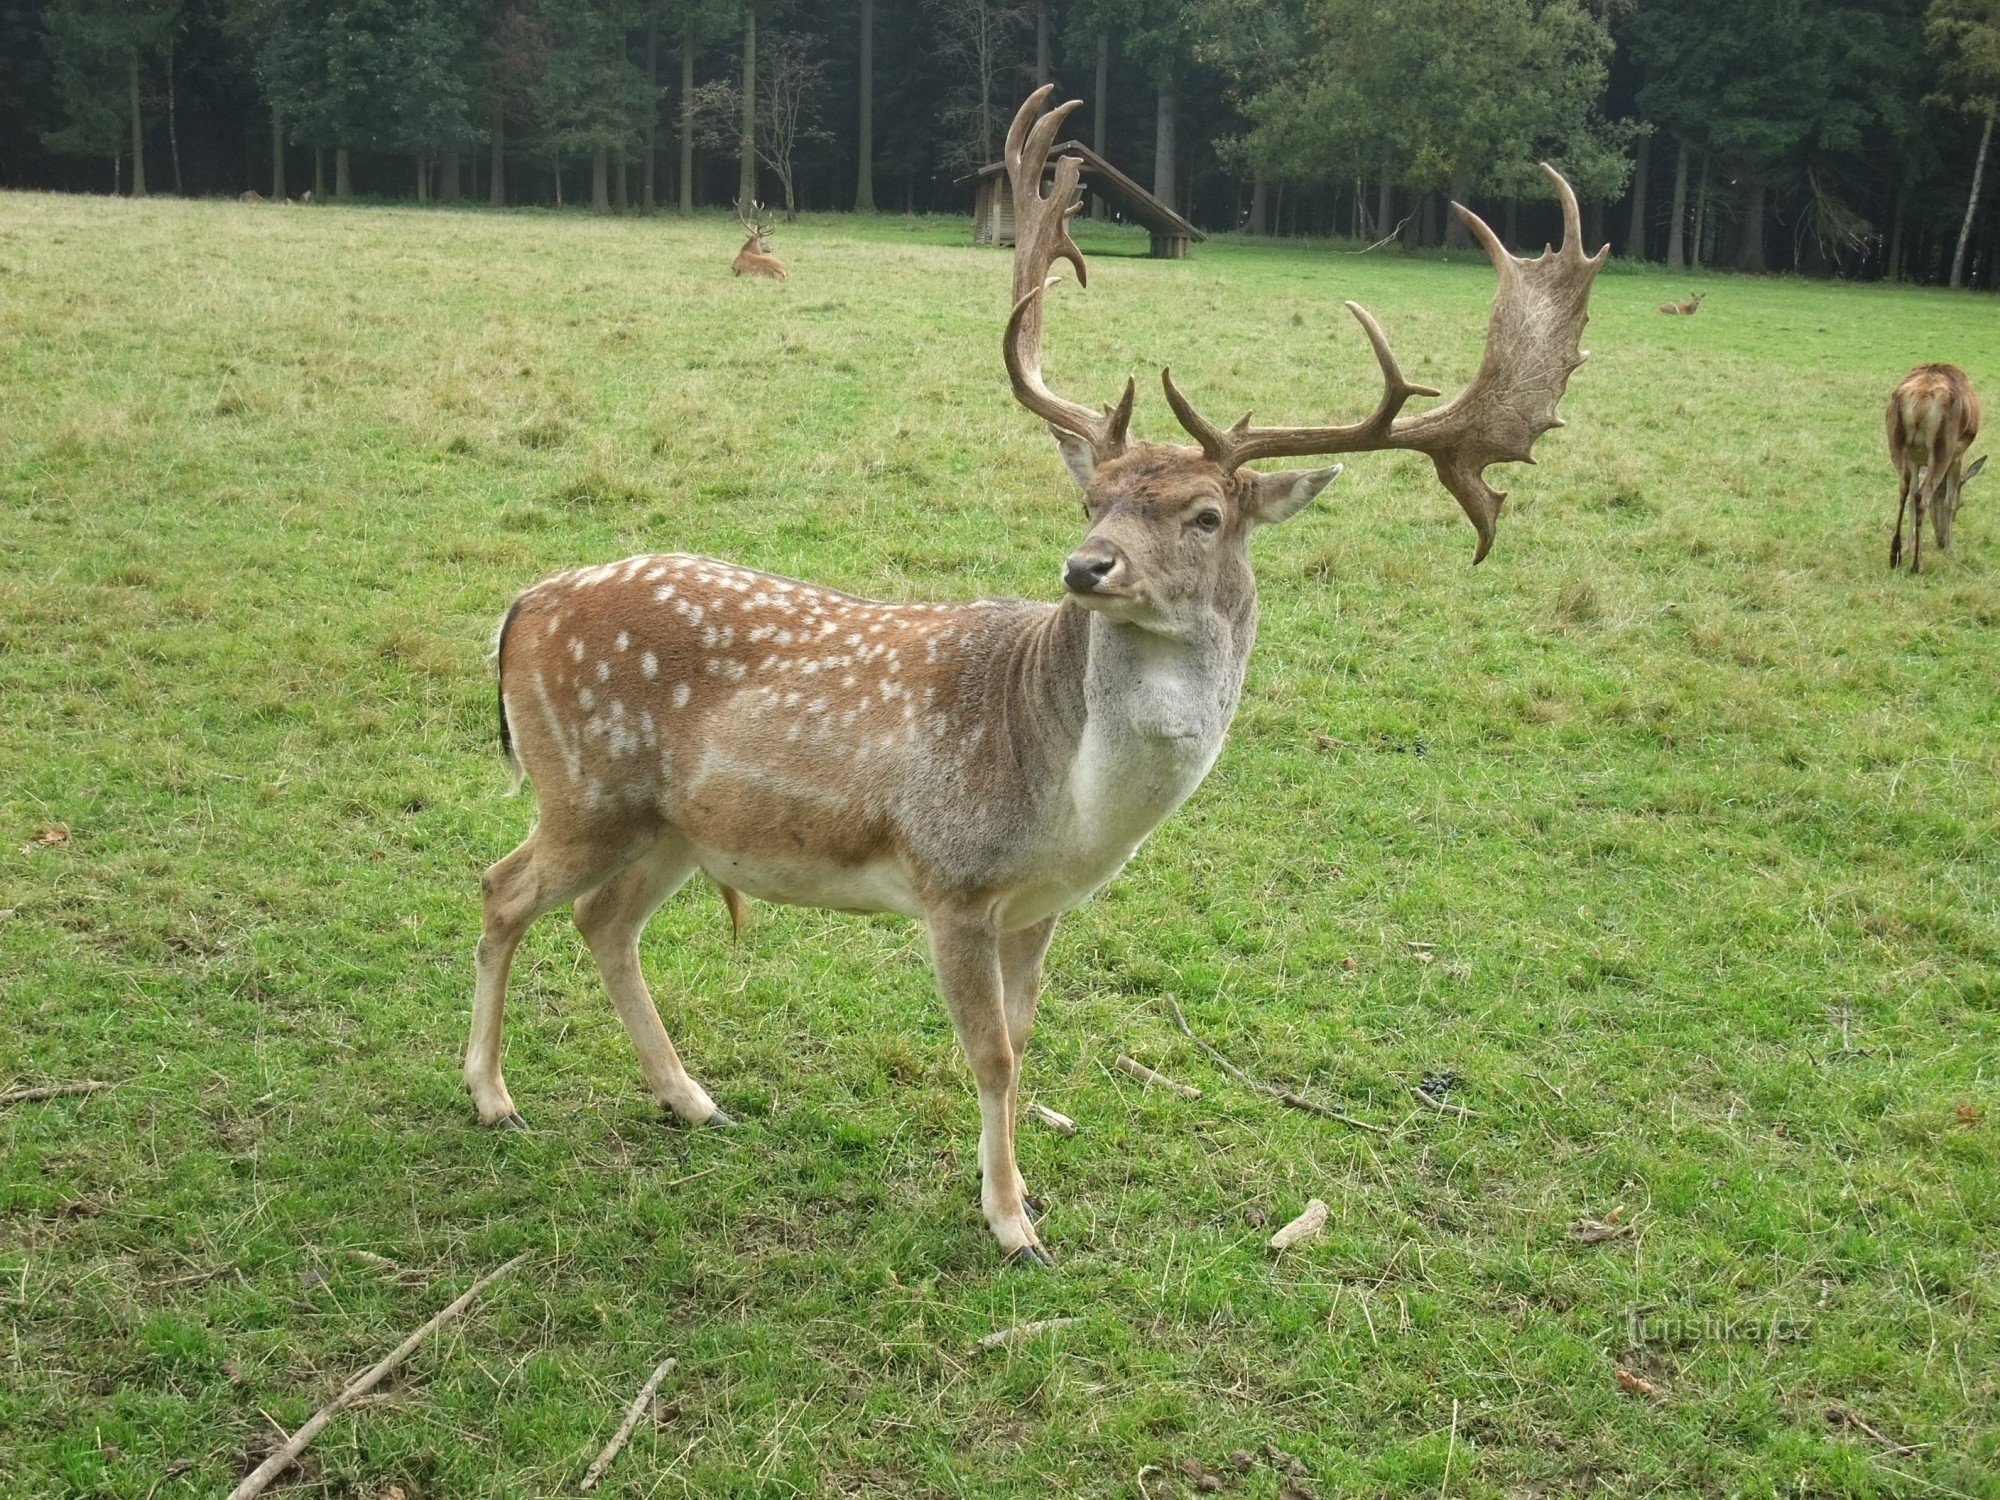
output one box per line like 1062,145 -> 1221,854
1888,362 -> 1985,572
467,87 -> 1605,1265
1657,292 -> 1705,315
731,201 -> 786,281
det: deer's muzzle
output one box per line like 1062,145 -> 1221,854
1062,541 -> 1126,597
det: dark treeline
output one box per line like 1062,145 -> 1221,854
4,0 -> 1999,286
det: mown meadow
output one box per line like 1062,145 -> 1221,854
1,192 -> 1996,1497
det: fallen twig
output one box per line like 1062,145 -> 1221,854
1025,1101 -> 1077,1136
579,1356 -> 677,1491
1613,1368 -> 1664,1400
1411,1086 -> 1480,1119
1267,1198 -> 1329,1252
974,1316 -> 1079,1352
1115,1054 -> 1201,1098
1343,214 -> 1411,254
1165,1000 -> 1386,1134
1565,1205 -> 1631,1244
224,1252 -> 531,1500
1825,1402 -> 1917,1456
0,1080 -> 116,1107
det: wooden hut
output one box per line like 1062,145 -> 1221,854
958,141 -> 1205,261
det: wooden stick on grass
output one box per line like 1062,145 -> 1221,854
1165,1000 -> 1387,1134
0,1080 -> 116,1107
224,1252 -> 531,1500
579,1357 -> 678,1491
1114,1054 -> 1201,1098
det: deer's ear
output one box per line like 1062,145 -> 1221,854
1049,424 -> 1097,488
1965,454 -> 1988,484
1247,464 -> 1343,525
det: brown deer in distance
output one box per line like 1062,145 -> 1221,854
467,87 -> 1605,1265
1657,292 -> 1705,315
731,200 -> 786,280
1888,363 -> 1985,571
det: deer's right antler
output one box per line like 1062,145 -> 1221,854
1002,86 -> 1134,463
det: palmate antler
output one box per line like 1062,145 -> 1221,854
1000,88 -> 1609,562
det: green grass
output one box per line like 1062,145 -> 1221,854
1,192 -> 1996,1499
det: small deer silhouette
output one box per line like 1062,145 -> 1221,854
1657,292 -> 1705,315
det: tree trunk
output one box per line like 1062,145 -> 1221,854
1420,192 -> 1438,247
489,95 -> 505,205
592,145 -> 610,212
417,155 -> 429,203
1443,167 -> 1472,247
1246,174 -> 1267,235
336,145 -> 351,199
1502,195 -> 1518,250
1690,153 -> 1709,268
554,158 -> 564,208
1664,138 -> 1688,270
1584,198 -> 1603,254
738,6 -> 757,209
128,49 -> 146,196
1376,158 -> 1393,242
1091,33 -> 1109,218
612,149 -> 628,210
314,147 -> 324,199
1733,178 -> 1767,272
441,152 -> 460,203
855,0 -> 874,209
1152,79 -> 1175,213
1888,182 -> 1907,282
1625,128 -> 1649,259
1952,94 -> 1996,291
1035,2 -> 1050,86
271,107 -> 285,199
679,24 -> 696,214
643,19 -> 659,212
165,35 -> 182,194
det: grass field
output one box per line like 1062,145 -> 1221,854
2,191 -> 1997,1499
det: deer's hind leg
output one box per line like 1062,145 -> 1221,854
1891,466 -> 1912,569
572,835 -> 731,1127
467,821 -> 652,1128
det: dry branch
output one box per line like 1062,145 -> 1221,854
1114,1055 -> 1201,1098
0,1080 -> 116,1107
1025,1101 -> 1077,1136
974,1316 -> 1079,1352
579,1357 -> 677,1491
1165,1000 -> 1386,1134
1267,1198 -> 1329,1252
223,1252 -> 531,1500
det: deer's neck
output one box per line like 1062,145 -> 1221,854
979,590 -> 1254,925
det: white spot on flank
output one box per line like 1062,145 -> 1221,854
570,638 -> 586,663
673,683 -> 691,708
654,584 -> 677,602
615,631 -> 630,652
578,687 -> 596,709
595,660 -> 611,682
641,651 -> 658,679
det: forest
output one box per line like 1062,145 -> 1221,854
3,0 -> 2000,286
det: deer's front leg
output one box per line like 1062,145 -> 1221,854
928,905 -> 1050,1266
999,917 -> 1058,1218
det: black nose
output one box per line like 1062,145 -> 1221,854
1063,553 -> 1117,594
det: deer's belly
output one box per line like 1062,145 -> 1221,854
691,845 -> 927,920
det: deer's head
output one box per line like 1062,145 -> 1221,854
736,199 -> 772,253
1001,86 -> 1607,634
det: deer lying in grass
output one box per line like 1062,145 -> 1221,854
1888,362 -> 1985,572
731,201 -> 786,280
467,87 -> 1606,1265
1657,292 -> 1705,315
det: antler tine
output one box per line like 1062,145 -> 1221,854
1161,301 -> 1440,469
1001,89 -> 1131,459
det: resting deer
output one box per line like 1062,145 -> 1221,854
1888,362 -> 1985,572
467,88 -> 1605,1265
731,201 -> 786,281
1657,292 -> 1705,315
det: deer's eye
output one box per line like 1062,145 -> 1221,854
1193,509 -> 1223,533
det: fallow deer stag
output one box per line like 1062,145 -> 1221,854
1657,292 -> 1705,315
731,200 -> 786,281
1888,362 -> 1985,572
467,87 -> 1605,1265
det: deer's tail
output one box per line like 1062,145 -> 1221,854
490,597 -> 526,796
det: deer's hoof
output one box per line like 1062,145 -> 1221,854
1023,1193 -> 1045,1223
704,1107 -> 739,1129
1006,1243 -> 1056,1270
494,1111 -> 529,1132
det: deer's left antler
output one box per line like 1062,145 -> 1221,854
1163,167 -> 1608,561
